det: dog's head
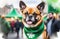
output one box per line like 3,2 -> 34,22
19,1 -> 45,27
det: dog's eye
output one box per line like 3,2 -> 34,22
36,16 -> 40,20
33,12 -> 37,15
25,12 -> 28,15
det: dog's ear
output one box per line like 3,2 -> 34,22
19,1 -> 26,10
37,2 -> 45,11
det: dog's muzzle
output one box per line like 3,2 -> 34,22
25,15 -> 38,25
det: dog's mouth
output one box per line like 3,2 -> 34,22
27,21 -> 33,25
24,13 -> 40,25
25,19 -> 38,25
24,16 -> 39,25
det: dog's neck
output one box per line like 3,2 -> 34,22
24,22 -> 44,39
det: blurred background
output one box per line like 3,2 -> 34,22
0,0 -> 60,39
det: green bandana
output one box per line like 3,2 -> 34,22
24,22 -> 44,39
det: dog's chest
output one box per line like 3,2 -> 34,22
23,22 -> 44,39
23,29 -> 43,39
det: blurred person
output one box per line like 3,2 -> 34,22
0,15 -> 2,32
19,20 -> 24,38
51,14 -> 60,38
10,18 -> 15,32
45,12 -> 56,39
1,17 -> 11,39
0,15 -> 2,23
14,19 -> 21,38
8,21 -> 12,32
51,14 -> 60,39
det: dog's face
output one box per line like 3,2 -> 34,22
19,1 -> 45,27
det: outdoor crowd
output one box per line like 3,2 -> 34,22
0,12 -> 60,39
0,15 -> 24,39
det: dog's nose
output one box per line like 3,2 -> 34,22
29,16 -> 32,19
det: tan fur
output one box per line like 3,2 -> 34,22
20,1 -> 46,39
22,7 -> 47,39
22,7 -> 42,27
22,7 -> 40,14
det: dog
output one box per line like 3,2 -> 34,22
19,1 -> 46,39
